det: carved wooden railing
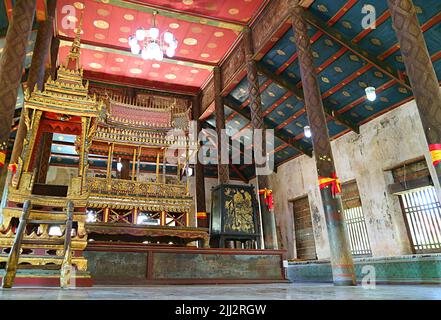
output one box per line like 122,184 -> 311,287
86,177 -> 188,198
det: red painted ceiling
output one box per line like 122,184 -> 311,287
58,45 -> 212,87
134,0 -> 266,23
55,0 -> 266,91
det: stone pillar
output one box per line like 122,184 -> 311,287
243,27 -> 278,249
213,67 -> 229,184
387,0 -> 441,199
0,0 -> 37,177
192,94 -> 208,228
10,0 -> 56,169
290,3 -> 355,286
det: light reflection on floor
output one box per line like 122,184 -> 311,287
0,283 -> 441,300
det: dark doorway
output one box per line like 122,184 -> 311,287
292,196 -> 317,260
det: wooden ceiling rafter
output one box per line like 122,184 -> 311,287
255,61 -> 360,133
224,99 -> 312,157
231,164 -> 249,183
303,10 -> 412,90
200,122 -> 254,181
323,40 -> 439,124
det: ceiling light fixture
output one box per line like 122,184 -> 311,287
128,11 -> 178,61
365,86 -> 377,102
304,125 -> 312,138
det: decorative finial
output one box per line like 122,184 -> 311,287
66,12 -> 83,71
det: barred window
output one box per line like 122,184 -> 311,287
341,181 -> 372,257
399,187 -> 441,253
389,158 -> 441,253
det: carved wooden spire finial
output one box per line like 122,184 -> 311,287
66,12 -> 83,70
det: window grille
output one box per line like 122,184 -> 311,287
390,158 -> 441,253
341,181 -> 372,256
399,186 -> 441,253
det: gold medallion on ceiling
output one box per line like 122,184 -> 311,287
342,21 -> 352,29
276,50 -> 286,56
93,20 -> 109,29
184,38 -> 198,46
228,8 -> 239,15
349,55 -> 360,62
398,87 -> 408,94
370,38 -> 382,46
325,39 -> 334,47
317,4 -> 328,13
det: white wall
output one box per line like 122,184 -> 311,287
269,99 -> 428,260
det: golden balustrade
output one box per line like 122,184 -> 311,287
86,177 -> 188,198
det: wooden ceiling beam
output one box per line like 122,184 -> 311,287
303,9 -> 412,90
103,0 -> 244,31
231,164 -> 249,183
256,62 -> 360,133
224,99 -> 313,157
201,122 -> 253,181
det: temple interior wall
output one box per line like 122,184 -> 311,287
269,99 -> 428,260
44,99 -> 431,260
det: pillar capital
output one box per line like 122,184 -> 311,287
242,26 -> 254,59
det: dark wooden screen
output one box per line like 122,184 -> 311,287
292,196 -> 317,260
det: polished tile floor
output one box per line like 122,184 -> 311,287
0,283 -> 440,300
